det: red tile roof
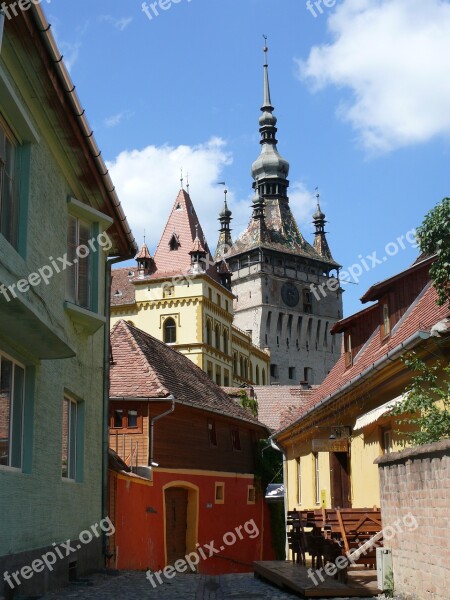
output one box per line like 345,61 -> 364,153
110,320 -> 267,429
111,267 -> 138,306
275,281 -> 449,435
253,386 -> 318,431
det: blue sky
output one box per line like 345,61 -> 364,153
45,0 -> 450,316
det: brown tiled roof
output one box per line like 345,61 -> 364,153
111,267 -> 138,306
275,281 -> 449,435
253,385 -> 317,431
136,243 -> 152,260
110,320 -> 268,429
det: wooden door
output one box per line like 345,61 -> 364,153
165,488 -> 188,565
330,452 -> 351,508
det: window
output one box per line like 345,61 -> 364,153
215,324 -> 221,350
231,428 -> 241,451
304,367 -> 312,383
233,352 -> 238,374
344,332 -> 353,367
208,419 -> 217,447
207,361 -> 213,380
110,407 -> 142,433
208,288 -> 212,301
296,458 -> 302,505
215,365 -> 221,386
206,320 -> 212,345
256,365 -> 260,385
215,482 -> 225,503
67,215 -> 92,309
0,116 -> 19,249
303,289 -> 312,314
314,453 -> 320,504
225,300 -> 229,311
383,429 -> 393,454
169,233 -> 180,251
270,364 -> 278,378
262,369 -> 266,385
382,304 -> 391,338
164,317 -> 177,344
247,486 -> 256,504
223,369 -> 230,387
223,329 -> 229,355
289,367 -> 295,380
62,397 -> 78,480
0,354 -> 24,469
217,293 -> 221,307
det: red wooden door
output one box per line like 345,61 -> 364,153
165,488 -> 188,565
330,452 -> 351,508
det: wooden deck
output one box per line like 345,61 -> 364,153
253,561 -> 380,598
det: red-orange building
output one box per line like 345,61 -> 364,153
107,320 -> 275,574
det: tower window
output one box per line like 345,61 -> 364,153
303,289 -> 312,313
163,318 -> 177,344
289,367 -> 295,380
270,364 -> 278,378
169,233 -> 180,251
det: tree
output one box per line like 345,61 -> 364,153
391,353 -> 450,446
416,197 -> 450,307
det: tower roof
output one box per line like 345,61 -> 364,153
153,188 -> 214,276
136,242 -> 152,260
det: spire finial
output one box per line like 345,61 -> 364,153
143,228 -> 146,244
180,168 -> 184,190
262,35 -> 272,109
186,172 -> 190,194
315,186 -> 320,208
194,223 -> 199,239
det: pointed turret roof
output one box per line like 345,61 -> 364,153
313,195 -> 335,262
153,188 -> 214,276
136,242 -> 152,260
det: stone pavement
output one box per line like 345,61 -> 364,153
37,570 -> 375,600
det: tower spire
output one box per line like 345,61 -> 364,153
251,38 -> 290,199
214,184 -> 233,261
313,189 -> 335,261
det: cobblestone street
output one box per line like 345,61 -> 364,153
38,571 -> 298,599
38,570 -> 379,600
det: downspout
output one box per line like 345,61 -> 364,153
102,253 -> 135,560
270,438 -> 289,559
149,397 -> 175,481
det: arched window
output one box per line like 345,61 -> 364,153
164,318 -> 176,344
206,320 -> 212,346
256,365 -> 260,385
223,329 -> 229,355
215,324 -> 221,350
233,352 -> 238,374
239,356 -> 244,377
262,369 -> 266,385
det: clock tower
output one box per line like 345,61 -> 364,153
215,43 -> 343,385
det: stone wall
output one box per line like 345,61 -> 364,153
375,439 -> 450,600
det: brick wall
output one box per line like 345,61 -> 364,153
375,440 -> 450,600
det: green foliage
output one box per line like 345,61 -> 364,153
390,353 -> 450,446
383,568 -> 395,597
239,389 -> 258,418
416,197 -> 450,307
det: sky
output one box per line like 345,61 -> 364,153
43,0 -> 450,316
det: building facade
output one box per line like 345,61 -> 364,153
219,45 -> 343,386
0,6 -> 136,597
272,257 -> 450,514
107,320 -> 274,574
110,189 -> 270,387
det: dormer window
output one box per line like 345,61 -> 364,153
382,303 -> 391,339
175,203 -> 182,211
169,233 -> 180,251
344,332 -> 353,367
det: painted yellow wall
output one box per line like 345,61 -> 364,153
111,273 -> 270,386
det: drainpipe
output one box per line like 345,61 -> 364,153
149,397 -> 175,480
102,254 -> 135,560
270,438 -> 289,558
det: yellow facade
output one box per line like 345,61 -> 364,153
111,271 -> 270,387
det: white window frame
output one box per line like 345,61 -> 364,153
0,351 -> 25,471
296,457 -> 302,505
314,452 -> 320,505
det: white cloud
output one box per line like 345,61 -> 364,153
107,138 -> 234,251
99,15 -> 133,31
103,111 -> 133,128
297,0 -> 450,152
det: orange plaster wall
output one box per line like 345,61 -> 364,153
108,469 -> 275,574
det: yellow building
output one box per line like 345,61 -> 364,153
272,257 -> 450,511
110,188 -> 270,386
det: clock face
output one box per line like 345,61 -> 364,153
281,282 -> 299,307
